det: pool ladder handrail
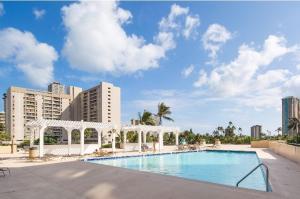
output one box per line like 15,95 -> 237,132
236,163 -> 270,192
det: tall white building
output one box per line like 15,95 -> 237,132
3,81 -> 121,141
48,82 -> 65,94
81,82 -> 121,127
0,111 -> 5,131
251,125 -> 262,139
3,86 -> 72,141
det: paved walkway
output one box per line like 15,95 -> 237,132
0,145 -> 299,199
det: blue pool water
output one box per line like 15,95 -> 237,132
87,150 -> 267,191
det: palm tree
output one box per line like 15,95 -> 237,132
155,102 -> 174,125
217,126 -> 224,135
275,127 -> 282,136
288,117 -> 300,143
138,110 -> 156,125
238,127 -> 242,134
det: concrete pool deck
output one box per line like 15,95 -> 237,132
1,145 -> 299,199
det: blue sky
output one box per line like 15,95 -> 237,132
1,1 -> 300,135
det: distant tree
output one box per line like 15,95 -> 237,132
0,132 -> 10,141
217,126 -> 224,135
238,127 -> 242,134
275,127 -> 282,136
155,102 -> 174,125
84,128 -> 94,139
225,121 -> 236,137
212,129 -> 219,137
288,117 -> 300,143
72,130 -> 80,144
126,131 -> 138,143
0,123 -> 5,132
138,110 -> 156,125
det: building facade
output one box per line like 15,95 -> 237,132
0,112 -> 5,131
3,82 -> 121,141
3,87 -> 72,141
251,125 -> 262,139
282,96 -> 300,136
81,82 -> 121,126
48,82 -> 65,94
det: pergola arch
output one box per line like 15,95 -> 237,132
121,125 -> 180,152
26,119 -> 117,157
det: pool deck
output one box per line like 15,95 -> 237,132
1,145 -> 300,199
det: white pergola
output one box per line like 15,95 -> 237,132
26,119 -> 117,157
121,125 -> 180,152
26,119 -> 180,157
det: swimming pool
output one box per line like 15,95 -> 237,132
86,150 -> 268,191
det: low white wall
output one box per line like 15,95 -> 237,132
122,143 -> 177,152
37,143 -> 178,155
122,143 -> 159,151
39,144 -> 99,155
269,141 -> 300,164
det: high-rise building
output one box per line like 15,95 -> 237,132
0,112 -> 5,131
3,86 -> 72,141
48,82 -> 65,94
251,125 -> 262,139
81,82 -> 121,127
282,96 -> 300,136
3,81 -> 121,141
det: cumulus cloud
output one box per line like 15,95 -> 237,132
183,15 -> 200,39
160,4 -> 200,39
62,1 -> 199,74
182,64 -> 194,78
0,3 -> 4,16
159,4 -> 189,31
0,28 -> 58,87
33,8 -> 46,19
194,69 -> 207,87
195,35 -> 298,109
202,24 -> 232,63
62,0 -> 177,74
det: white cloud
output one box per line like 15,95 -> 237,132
195,35 -> 298,109
194,69 -> 207,87
202,24 -> 232,63
183,15 -> 200,39
160,4 -> 200,39
62,1 -> 199,75
182,64 -> 194,78
159,4 -> 189,31
62,0 -> 177,74
296,64 -> 300,70
0,28 -> 58,87
33,8 -> 46,19
0,3 -> 4,16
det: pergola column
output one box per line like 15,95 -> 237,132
65,128 -> 73,156
123,130 -> 127,150
138,130 -> 142,152
158,130 -> 164,152
80,127 -> 85,156
97,128 -> 102,149
39,126 -> 46,158
112,129 -> 116,153
143,131 -> 147,144
30,127 -> 35,147
175,131 -> 179,146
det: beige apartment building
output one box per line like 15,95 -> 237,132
81,82 -> 121,125
0,111 -> 5,131
3,82 -> 120,141
251,125 -> 262,139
